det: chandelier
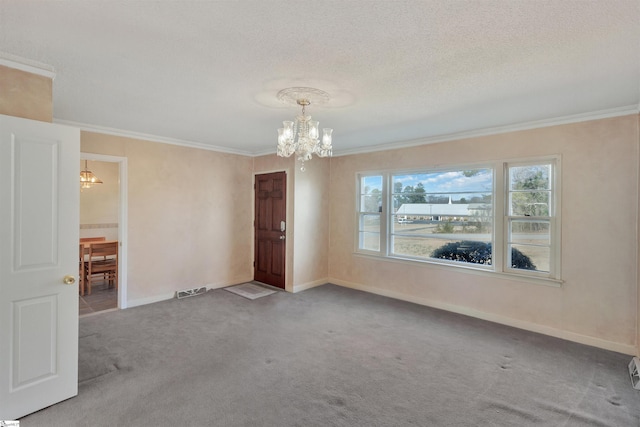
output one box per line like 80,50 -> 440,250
276,87 -> 333,171
80,160 -> 103,190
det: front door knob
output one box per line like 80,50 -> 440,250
63,275 -> 76,285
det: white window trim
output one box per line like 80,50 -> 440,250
355,172 -> 385,256
503,157 -> 561,281
355,156 -> 562,286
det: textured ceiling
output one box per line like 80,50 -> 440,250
1,1 -> 639,156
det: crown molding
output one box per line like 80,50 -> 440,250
54,119 -> 253,157
56,105 -> 639,158
0,52 -> 56,79
332,105 -> 640,157
251,147 -> 279,157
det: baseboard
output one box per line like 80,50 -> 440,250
126,279 -> 253,309
330,278 -> 637,356
293,278 -> 328,293
127,292 -> 176,308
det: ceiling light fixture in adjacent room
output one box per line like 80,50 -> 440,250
276,87 -> 333,172
80,160 -> 103,190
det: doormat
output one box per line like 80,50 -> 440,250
224,283 -> 276,300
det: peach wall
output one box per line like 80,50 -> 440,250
0,65 -> 52,122
329,115 -> 639,354
292,158 -> 330,290
80,160 -> 119,224
81,131 -> 254,304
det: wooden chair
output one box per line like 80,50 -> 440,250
80,236 -> 106,243
79,237 -> 106,295
85,241 -> 118,296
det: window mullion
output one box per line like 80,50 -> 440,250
494,163 -> 505,272
380,173 -> 389,256
550,159 -> 561,279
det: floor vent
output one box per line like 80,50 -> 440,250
176,286 -> 207,299
628,357 -> 640,389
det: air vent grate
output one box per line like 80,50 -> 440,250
176,286 -> 207,299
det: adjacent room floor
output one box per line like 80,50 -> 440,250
79,281 -> 117,316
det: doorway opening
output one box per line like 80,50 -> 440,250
79,153 -> 128,314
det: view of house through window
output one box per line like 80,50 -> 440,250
391,168 -> 493,263
357,158 -> 558,280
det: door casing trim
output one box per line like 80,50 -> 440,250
80,153 -> 128,308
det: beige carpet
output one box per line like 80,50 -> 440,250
20,284 -> 640,426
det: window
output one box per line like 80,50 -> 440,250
505,161 -> 557,276
356,157 -> 560,282
390,169 -> 493,264
357,175 -> 383,252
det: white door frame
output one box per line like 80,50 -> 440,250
80,153 -> 128,309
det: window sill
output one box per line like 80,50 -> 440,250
353,252 -> 563,288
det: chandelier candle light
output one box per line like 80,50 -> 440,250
276,87 -> 333,172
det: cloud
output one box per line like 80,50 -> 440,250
395,170 -> 492,193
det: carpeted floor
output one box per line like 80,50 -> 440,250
21,284 -> 640,426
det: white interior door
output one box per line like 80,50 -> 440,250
0,114 -> 80,420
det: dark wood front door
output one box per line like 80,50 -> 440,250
254,172 -> 286,289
